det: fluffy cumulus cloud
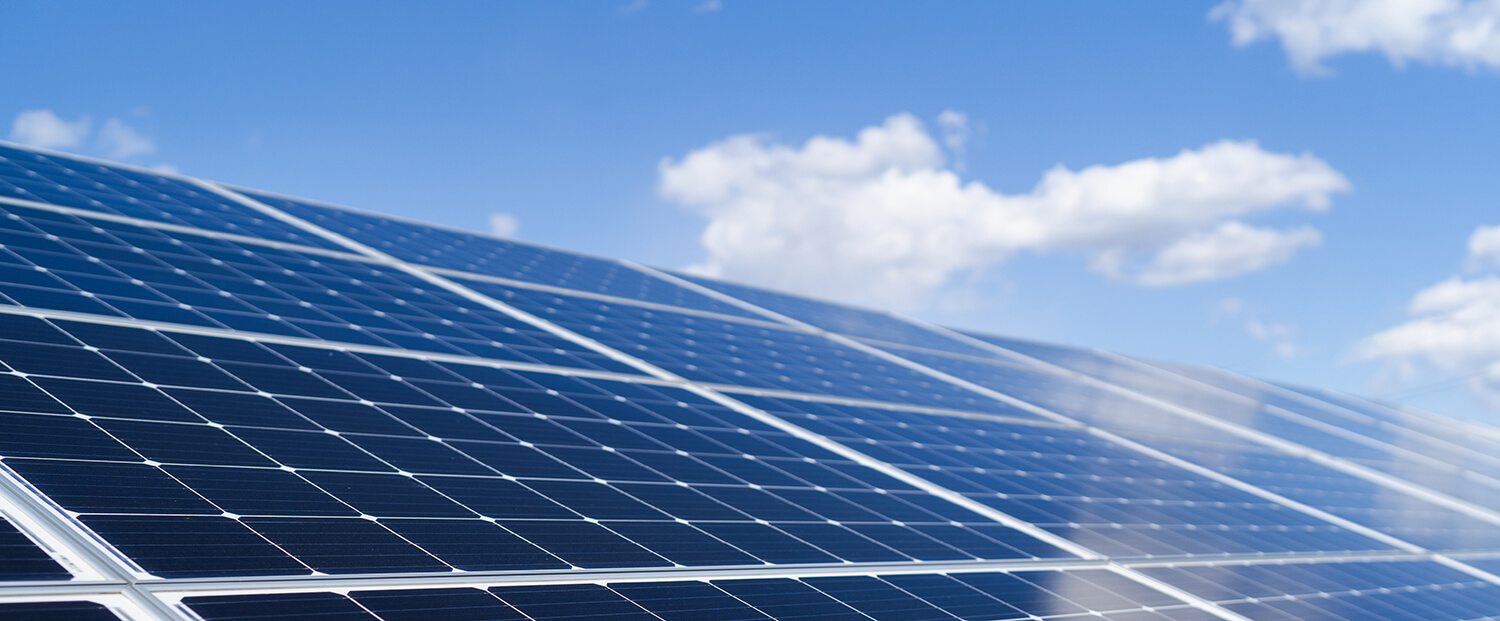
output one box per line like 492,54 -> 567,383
8,109 -> 159,162
488,213 -> 520,237
1213,0 -> 1500,74
1360,226 -> 1500,406
9,110 -> 92,149
1136,222 -> 1323,286
1467,224 -> 1500,270
96,118 -> 156,159
658,113 -> 1348,308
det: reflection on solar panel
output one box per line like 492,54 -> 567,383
1,142 -> 1499,620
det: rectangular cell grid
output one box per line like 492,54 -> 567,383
1120,431 -> 1500,553
461,279 -> 1025,415
674,271 -> 1001,358
0,144 -> 345,251
1142,560 -> 1500,620
732,393 -> 1392,559
0,515 -> 71,580
0,201 -> 636,374
237,189 -> 766,319
0,316 -> 1062,578
180,569 -> 1219,621
960,337 -> 1500,524
0,601 -> 122,620
881,344 -> 1500,555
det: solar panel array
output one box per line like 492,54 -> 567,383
2,141 -> 1500,620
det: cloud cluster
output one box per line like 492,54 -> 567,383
658,113 -> 1348,308
1214,297 -> 1305,358
1360,226 -> 1500,405
1213,0 -> 1500,74
488,213 -> 520,237
8,109 -> 158,160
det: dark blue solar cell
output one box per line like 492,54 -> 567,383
775,522 -> 907,562
378,519 -> 568,571
601,520 -> 760,566
0,374 -> 72,414
80,514 -> 307,577
491,583 -> 659,620
184,592 -> 374,621
694,522 -> 839,564
30,377 -> 202,422
5,458 -> 218,514
524,479 -> 672,520
0,413 -> 138,460
415,475 -> 576,519
0,312 -> 75,344
0,145 -> 348,250
0,601 -> 120,620
167,333 -> 288,365
881,574 -> 1028,620
0,339 -> 134,380
240,517 -> 448,574
274,396 -> 418,436
695,486 -> 822,522
163,388 -> 318,429
498,519 -> 667,568
163,465 -> 358,517
342,434 -> 493,476
225,427 -> 394,472
0,518 -> 71,581
49,320 -> 186,354
540,446 -> 670,482
711,579 -> 868,621
351,588 -> 528,621
296,471 -> 475,518
379,405 -> 510,441
104,350 -> 244,389
92,419 -> 274,466
802,575 -> 958,621
609,582 -> 772,621
214,361 -> 349,399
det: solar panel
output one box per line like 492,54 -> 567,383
2,141 -> 1500,619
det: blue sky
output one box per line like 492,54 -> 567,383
6,1 -> 1500,420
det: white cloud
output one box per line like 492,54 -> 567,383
97,118 -> 156,159
620,0 -> 647,14
659,113 -> 1348,308
9,110 -> 92,149
695,0 -> 722,13
1214,296 -> 1248,320
8,110 -> 163,166
1359,224 -> 1500,406
1467,224 -> 1500,270
488,213 -> 520,237
1213,0 -> 1500,74
937,109 -> 969,171
1246,319 -> 1303,358
1135,221 -> 1322,286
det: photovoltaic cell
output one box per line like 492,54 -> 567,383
0,144 -> 344,251
675,271 -> 999,357
1142,560 -> 1500,620
0,515 -> 70,580
184,569 -> 1222,621
466,279 -> 1028,414
0,601 -> 121,620
237,189 -> 768,319
0,201 -> 638,374
736,393 -> 1392,558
